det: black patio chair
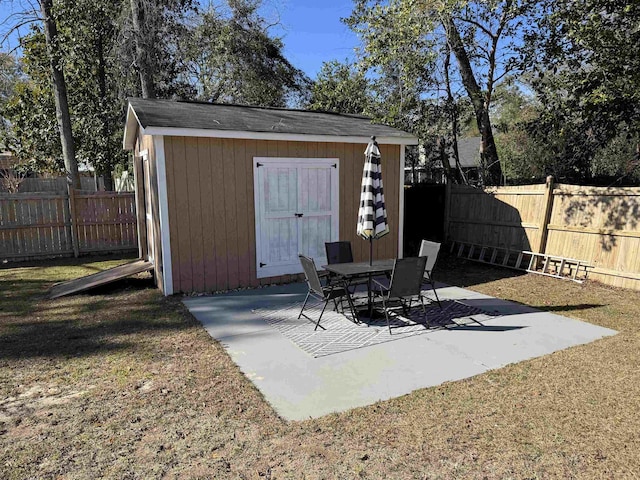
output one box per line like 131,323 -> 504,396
372,256 -> 429,333
325,241 -> 372,293
298,255 -> 356,330
325,241 -> 354,264
418,239 -> 443,309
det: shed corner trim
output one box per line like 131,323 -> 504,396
153,135 -> 174,295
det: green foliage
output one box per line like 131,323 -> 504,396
519,0 -> 640,185
1,2 -> 130,178
344,0 -> 534,185
120,0 -> 198,99
525,0 -> 640,132
0,53 -> 22,106
307,60 -> 372,114
491,79 -> 546,182
1,0 -> 310,181
1,32 -> 63,172
183,0 -> 309,107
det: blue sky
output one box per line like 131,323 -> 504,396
0,0 -> 360,80
270,1 -> 359,78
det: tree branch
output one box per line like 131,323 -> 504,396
454,15 -> 496,41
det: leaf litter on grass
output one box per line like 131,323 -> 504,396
1,255 -> 640,479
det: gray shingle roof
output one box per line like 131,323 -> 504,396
450,137 -> 481,168
127,98 -> 416,140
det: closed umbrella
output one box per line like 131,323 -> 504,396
357,136 -> 389,266
357,136 -> 390,319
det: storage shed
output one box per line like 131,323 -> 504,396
123,98 -> 418,295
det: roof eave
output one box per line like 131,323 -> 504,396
123,103 -> 142,150
141,126 -> 419,146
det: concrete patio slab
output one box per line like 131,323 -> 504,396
184,282 -> 617,421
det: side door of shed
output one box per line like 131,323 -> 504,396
254,158 -> 339,279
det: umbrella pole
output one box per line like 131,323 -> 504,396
368,237 -> 373,317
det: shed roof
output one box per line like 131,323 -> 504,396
123,98 -> 418,149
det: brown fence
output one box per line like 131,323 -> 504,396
0,191 -> 138,261
1,176 -> 102,193
446,178 -> 640,290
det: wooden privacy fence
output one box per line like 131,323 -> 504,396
0,190 -> 138,261
446,177 -> 640,290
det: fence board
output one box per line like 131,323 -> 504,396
0,192 -> 137,261
447,181 -> 640,291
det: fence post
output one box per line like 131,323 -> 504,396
68,186 -> 80,257
537,175 -> 555,255
443,180 -> 452,243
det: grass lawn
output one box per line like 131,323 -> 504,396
1,254 -> 639,479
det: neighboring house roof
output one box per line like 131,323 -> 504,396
123,98 -> 418,150
451,137 -> 481,169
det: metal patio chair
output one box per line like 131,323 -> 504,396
418,239 -> 443,309
372,256 -> 429,333
325,241 -> 354,264
298,255 -> 356,330
325,241 -> 370,292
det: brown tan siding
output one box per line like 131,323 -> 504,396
164,137 -> 402,293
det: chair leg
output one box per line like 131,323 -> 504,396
343,281 -> 359,323
428,275 -> 443,309
315,299 -> 329,331
431,284 -> 443,309
382,296 -> 392,334
419,295 -> 429,328
298,290 -> 311,319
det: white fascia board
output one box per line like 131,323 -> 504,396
142,126 -> 419,146
398,145 -> 406,258
153,136 -> 174,296
123,103 -> 142,150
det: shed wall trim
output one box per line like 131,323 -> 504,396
153,135 -> 174,295
398,145 -> 405,258
142,126 -> 418,146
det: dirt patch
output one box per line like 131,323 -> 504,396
1,254 -> 639,478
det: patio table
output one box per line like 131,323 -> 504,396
322,259 -> 395,320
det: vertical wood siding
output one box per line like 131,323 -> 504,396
164,137 -> 400,293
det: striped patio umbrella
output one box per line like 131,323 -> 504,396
357,136 -> 389,265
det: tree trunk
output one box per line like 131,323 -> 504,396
442,14 -> 502,186
130,0 -> 156,98
443,45 -> 467,185
40,0 -> 80,189
95,28 -> 115,192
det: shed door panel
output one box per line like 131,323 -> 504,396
259,165 -> 298,270
297,167 -> 334,261
254,158 -> 339,279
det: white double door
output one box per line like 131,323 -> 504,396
254,157 -> 339,278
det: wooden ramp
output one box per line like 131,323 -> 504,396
49,259 -> 153,299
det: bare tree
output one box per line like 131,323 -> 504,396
0,167 -> 26,193
129,0 -> 156,99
